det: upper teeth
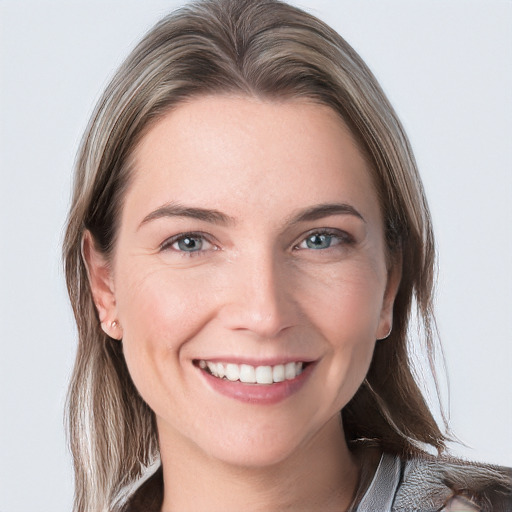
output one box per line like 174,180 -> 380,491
198,360 -> 304,384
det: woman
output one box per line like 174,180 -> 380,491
63,0 -> 511,511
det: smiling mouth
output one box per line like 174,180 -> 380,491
194,360 -> 308,385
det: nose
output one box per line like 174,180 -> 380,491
218,250 -> 298,339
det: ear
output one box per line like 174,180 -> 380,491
376,255 -> 402,340
81,231 -> 122,339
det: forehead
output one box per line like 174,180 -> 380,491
124,95 -> 380,226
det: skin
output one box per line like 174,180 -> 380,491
85,95 -> 401,511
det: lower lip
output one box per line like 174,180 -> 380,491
198,363 -> 315,405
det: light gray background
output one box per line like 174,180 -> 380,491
1,1 -> 511,510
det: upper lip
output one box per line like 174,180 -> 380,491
193,356 -> 318,366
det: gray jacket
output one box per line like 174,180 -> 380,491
123,453 -> 512,511
357,453 -> 511,511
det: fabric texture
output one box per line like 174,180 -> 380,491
122,453 -> 512,512
355,453 -> 401,511
392,455 -> 512,512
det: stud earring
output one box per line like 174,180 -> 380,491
378,325 -> 392,341
101,320 -> 121,339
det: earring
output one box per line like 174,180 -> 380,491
378,325 -> 392,341
101,320 -> 121,339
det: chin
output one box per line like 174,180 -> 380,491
196,420 -> 319,470
208,442 -> 301,470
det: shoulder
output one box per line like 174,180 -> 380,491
393,454 -> 512,512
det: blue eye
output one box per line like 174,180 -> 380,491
305,233 -> 334,249
160,233 -> 215,255
296,230 -> 351,251
174,235 -> 203,252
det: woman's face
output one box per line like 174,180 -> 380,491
89,95 -> 399,467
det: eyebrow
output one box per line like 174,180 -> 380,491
139,202 -> 235,229
288,203 -> 365,224
138,201 -> 364,230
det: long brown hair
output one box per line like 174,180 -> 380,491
63,1 -> 447,510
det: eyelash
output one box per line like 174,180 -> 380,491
293,229 -> 355,251
159,229 -> 354,257
160,232 -> 217,256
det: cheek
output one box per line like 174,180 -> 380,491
114,264 -> 214,398
299,259 -> 386,338
116,261 -> 213,338
297,262 -> 384,404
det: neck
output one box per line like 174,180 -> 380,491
159,415 -> 360,512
